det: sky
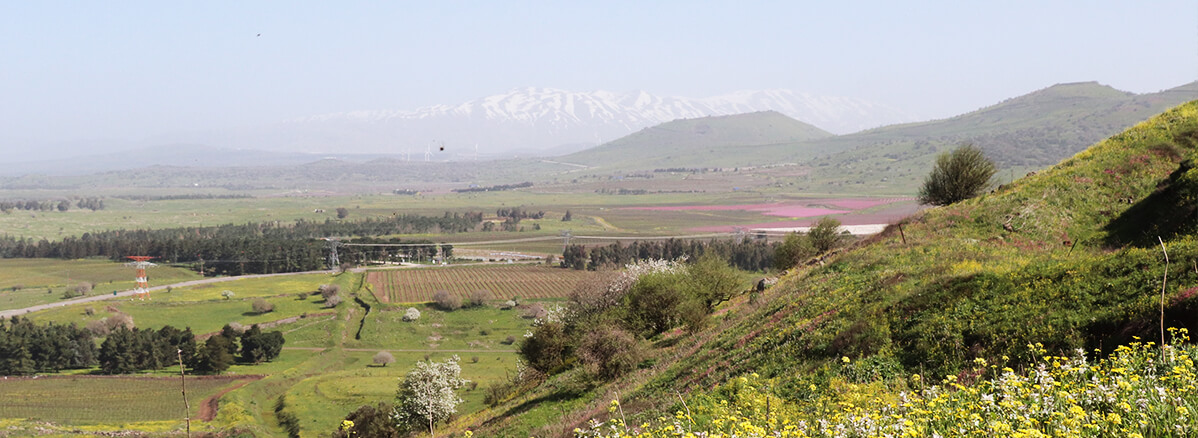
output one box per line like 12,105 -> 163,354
1,1 -> 1196,157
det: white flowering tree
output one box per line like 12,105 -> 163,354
392,356 -> 469,437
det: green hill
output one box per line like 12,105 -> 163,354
465,101 -> 1198,436
563,110 -> 833,169
797,81 -> 1198,193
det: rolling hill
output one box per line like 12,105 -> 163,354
463,101 -> 1198,436
563,111 -> 832,169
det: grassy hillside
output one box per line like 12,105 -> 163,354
459,101 -> 1198,437
795,81 -> 1198,193
564,111 -> 832,169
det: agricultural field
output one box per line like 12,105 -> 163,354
366,264 -> 599,303
0,375 -> 249,424
348,304 -> 535,350
0,258 -> 201,312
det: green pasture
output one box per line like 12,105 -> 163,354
25,272 -> 357,335
347,304 -> 533,350
284,350 -> 517,438
0,258 -> 201,311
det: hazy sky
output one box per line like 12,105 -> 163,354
2,1 -> 1196,150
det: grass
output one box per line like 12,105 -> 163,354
283,350 -> 518,437
0,258 -> 201,311
347,304 -> 534,350
455,101 -> 1198,436
0,375 -> 245,424
25,272 -> 357,335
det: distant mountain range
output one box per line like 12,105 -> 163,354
163,87 -> 917,155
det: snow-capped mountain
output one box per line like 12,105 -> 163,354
182,88 -> 918,156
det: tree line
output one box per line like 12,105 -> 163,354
0,317 -> 283,376
0,197 -> 104,213
0,212 -> 482,275
560,238 -> 776,272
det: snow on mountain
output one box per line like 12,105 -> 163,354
192,88 -> 918,156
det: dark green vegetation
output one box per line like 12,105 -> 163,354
0,213 -> 480,275
918,144 -> 998,206
560,238 -> 776,271
0,316 -> 282,376
445,102 -> 1198,436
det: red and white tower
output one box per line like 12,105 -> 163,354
126,256 -> 157,300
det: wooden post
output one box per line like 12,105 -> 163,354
898,224 -> 907,245
178,349 -> 191,438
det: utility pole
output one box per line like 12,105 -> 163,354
559,230 -> 572,252
323,238 -> 341,269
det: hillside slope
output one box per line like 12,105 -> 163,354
564,111 -> 832,169
465,101 -> 1198,436
797,81 -> 1198,193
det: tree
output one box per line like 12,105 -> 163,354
774,232 -> 815,270
808,217 -> 843,253
73,282 -> 92,296
686,252 -> 743,311
221,290 -> 235,300
194,334 -> 234,374
393,356 -> 469,436
918,144 -> 997,206
373,351 -> 395,367
336,207 -> 350,219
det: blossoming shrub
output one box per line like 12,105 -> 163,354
577,332 -> 1198,438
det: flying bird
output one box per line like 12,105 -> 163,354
257,33 -> 261,37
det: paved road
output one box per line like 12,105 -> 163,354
0,269 -> 336,319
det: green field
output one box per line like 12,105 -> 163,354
0,258 -> 201,312
0,375 -> 246,424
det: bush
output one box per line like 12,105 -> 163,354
403,307 -> 421,321
296,292 -> 308,300
502,335 -> 517,345
74,282 -> 92,296
807,217 -> 843,254
221,290 -> 235,300
251,298 -> 274,314
324,293 -> 342,308
774,232 -> 815,270
319,284 -> 340,299
918,143 -> 997,206
433,290 -> 461,310
332,403 -> 400,438
373,351 -> 395,367
468,290 -> 490,307
521,303 -> 548,320
519,321 -> 573,374
578,325 -> 641,380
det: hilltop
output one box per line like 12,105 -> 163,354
563,111 -> 832,169
463,101 -> 1198,436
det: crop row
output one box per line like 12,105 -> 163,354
366,264 -> 597,303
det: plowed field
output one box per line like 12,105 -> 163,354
366,264 -> 599,303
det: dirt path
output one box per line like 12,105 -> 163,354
283,347 -> 516,353
197,377 -> 261,421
